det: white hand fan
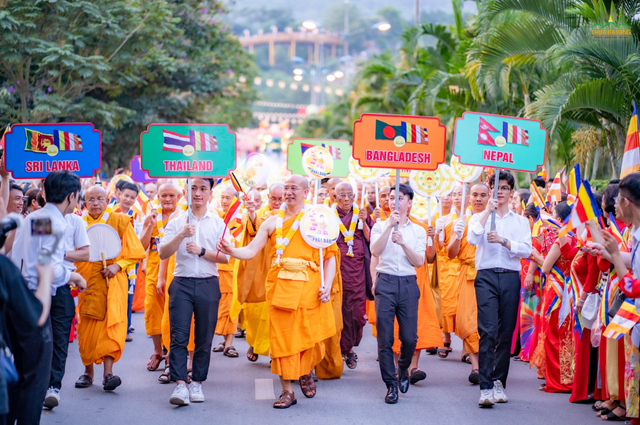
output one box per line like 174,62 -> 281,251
87,224 -> 122,288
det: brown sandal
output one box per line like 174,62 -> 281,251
147,353 -> 163,371
299,373 -> 316,398
247,347 -> 258,362
273,390 -> 297,409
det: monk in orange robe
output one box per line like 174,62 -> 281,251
447,183 -> 489,385
75,186 -> 146,391
219,175 -> 338,409
141,183 -> 179,371
213,185 -> 240,357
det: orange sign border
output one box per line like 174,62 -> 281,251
352,113 -> 447,171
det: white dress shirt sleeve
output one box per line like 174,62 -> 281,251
467,214 -> 484,246
73,216 -> 90,249
161,216 -> 179,246
414,225 -> 427,259
506,217 -> 532,259
370,222 -> 383,246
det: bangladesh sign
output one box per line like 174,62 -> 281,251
140,124 -> 236,178
287,139 -> 351,177
352,113 -> 446,170
453,112 -> 547,173
3,123 -> 101,179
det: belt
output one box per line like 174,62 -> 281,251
490,268 -> 518,274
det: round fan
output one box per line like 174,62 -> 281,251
87,224 -> 122,287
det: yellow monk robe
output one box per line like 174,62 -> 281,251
314,254 -> 343,379
454,225 -> 480,353
392,217 -> 443,353
77,213 -> 146,365
161,255 -> 195,351
131,265 -> 146,312
216,209 -> 239,336
144,224 -> 166,336
235,210 -> 276,356
267,216 -> 338,380
432,213 -> 459,333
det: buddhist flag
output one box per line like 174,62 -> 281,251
545,266 -> 565,317
478,117 -> 498,146
24,128 -> 53,153
608,212 -> 629,251
54,130 -> 83,151
620,100 -> 639,179
321,143 -> 341,159
229,172 -> 244,194
558,180 -> 601,237
530,182 -> 548,211
569,266 -> 584,337
190,130 -> 218,152
537,166 -> 547,181
566,164 -> 581,205
375,120 -> 428,144
546,171 -> 562,203
604,298 -> 640,340
502,122 -> 529,146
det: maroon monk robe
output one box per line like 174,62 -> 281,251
337,206 -> 374,354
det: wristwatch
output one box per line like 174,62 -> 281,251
198,247 -> 206,257
501,238 -> 509,247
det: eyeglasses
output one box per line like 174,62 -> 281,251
283,186 -> 302,192
269,196 -> 283,202
496,186 -> 511,192
337,193 -> 354,199
86,197 -> 106,204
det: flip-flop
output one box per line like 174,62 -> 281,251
247,348 -> 259,362
224,346 -> 239,358
212,342 -> 225,353
461,353 -> 471,364
158,366 -> 171,384
147,353 -> 163,371
345,352 -> 357,369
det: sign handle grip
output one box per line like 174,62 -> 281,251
491,169 -> 499,231
394,169 -> 400,232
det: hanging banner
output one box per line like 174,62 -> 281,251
129,155 -> 156,183
453,112 -> 547,172
140,124 -> 236,178
352,113 -> 447,170
288,138 -> 351,177
3,123 -> 101,179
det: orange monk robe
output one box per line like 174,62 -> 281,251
235,210 -> 276,357
454,225 -> 480,353
77,213 -> 146,366
392,217 -> 443,353
161,255 -> 195,351
267,216 -> 338,380
131,265 -> 146,312
432,215 -> 459,333
314,254 -> 343,379
215,209 -> 238,336
144,224 -> 166,336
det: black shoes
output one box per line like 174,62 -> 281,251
385,385 -> 399,404
398,368 -> 410,393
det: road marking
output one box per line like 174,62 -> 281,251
255,378 -> 276,400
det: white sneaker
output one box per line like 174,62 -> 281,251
478,389 -> 495,407
43,387 -> 60,409
493,380 -> 508,403
188,381 -> 204,403
170,383 -> 190,406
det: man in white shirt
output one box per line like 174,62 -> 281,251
159,178 -> 229,406
467,171 -> 531,407
6,170 -> 86,424
44,208 -> 91,409
370,183 -> 427,404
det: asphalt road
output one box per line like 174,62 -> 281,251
41,311 -> 600,425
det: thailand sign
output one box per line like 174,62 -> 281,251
288,139 -> 351,177
140,124 -> 236,178
352,113 -> 446,170
453,112 -> 547,172
3,123 -> 101,179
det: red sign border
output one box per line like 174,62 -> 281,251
452,111 -> 548,173
140,123 -> 238,179
351,113 -> 447,171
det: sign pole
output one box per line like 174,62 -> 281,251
375,180 -> 380,224
427,196 -> 432,246
314,178 -> 319,205
460,182 -> 467,218
187,178 -> 192,224
394,168 -> 400,231
491,169 -> 499,230
319,247 -> 325,290
358,181 -> 366,230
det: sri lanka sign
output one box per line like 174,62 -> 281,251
288,139 -> 351,177
3,123 -> 101,178
352,113 -> 446,170
140,124 -> 236,178
452,112 -> 547,172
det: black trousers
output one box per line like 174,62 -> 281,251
474,269 -> 520,390
49,284 -> 75,390
374,273 -> 419,388
168,276 -> 220,383
5,312 -> 52,425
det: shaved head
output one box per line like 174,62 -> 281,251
84,185 -> 108,218
335,182 -> 353,192
85,185 -> 107,199
220,185 -> 238,212
158,183 -> 179,213
288,175 -> 309,189
327,177 -> 342,203
283,175 -> 310,208
268,182 -> 283,210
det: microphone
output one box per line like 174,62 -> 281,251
0,213 -> 23,236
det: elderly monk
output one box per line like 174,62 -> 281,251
447,183 -> 489,385
75,186 -> 146,391
144,182 -> 158,201
326,178 -> 343,204
331,182 -> 373,370
218,175 -> 338,409
141,183 -> 179,371
211,185 -> 240,357
235,189 -> 273,362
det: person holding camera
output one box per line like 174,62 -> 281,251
6,170 -> 87,424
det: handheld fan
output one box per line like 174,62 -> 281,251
87,224 -> 122,288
